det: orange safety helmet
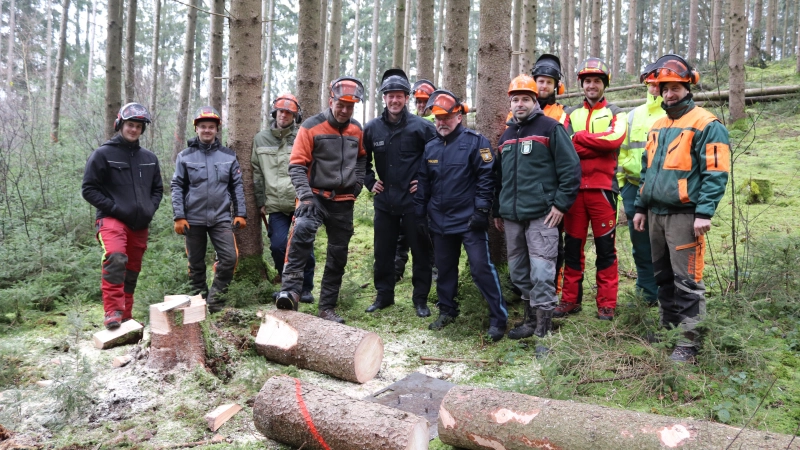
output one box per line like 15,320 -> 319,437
576,57 -> 611,87
193,105 -> 222,126
329,77 -> 365,103
508,74 -> 539,97
425,89 -> 468,116
271,93 -> 303,123
643,54 -> 700,85
412,79 -> 436,100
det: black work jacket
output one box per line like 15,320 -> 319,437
364,107 -> 436,214
81,134 -> 164,231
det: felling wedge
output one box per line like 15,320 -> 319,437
253,375 -> 429,450
438,385 -> 800,449
255,310 -> 384,383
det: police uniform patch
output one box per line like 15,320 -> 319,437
521,141 -> 532,155
479,148 -> 493,162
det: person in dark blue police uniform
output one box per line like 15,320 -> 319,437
414,90 -> 508,342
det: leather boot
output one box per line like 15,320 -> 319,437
508,305 -> 537,339
534,308 -> 553,338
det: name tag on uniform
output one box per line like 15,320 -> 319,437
521,141 -> 532,155
428,159 -> 439,164
374,141 -> 384,147
479,148 -> 493,162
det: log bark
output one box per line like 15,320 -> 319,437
510,0 -> 521,77
416,0 -> 434,79
50,0 -> 70,143
519,0 -> 536,72
433,0 -> 445,85
173,0 -> 199,160
255,310 -> 383,383
298,0 -> 323,118
253,375 -> 429,450
209,0 -> 224,114
438,385 -> 800,450
442,0 -> 470,99
624,0 -> 636,75
124,0 -> 137,103
393,0 -> 407,68
104,0 -> 123,138
148,0 -> 161,143
729,0 -> 748,121
366,0 -> 380,121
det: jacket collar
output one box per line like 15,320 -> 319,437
188,136 -> 220,152
661,93 -> 695,120
537,94 -> 556,109
582,97 -> 608,110
106,134 -> 141,151
506,107 -> 544,127
381,107 -> 409,128
645,92 -> 664,112
325,108 -> 351,129
270,118 -> 295,138
439,123 -> 464,144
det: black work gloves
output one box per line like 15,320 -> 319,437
468,208 -> 490,231
294,198 -> 318,219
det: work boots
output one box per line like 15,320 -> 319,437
534,308 -> 553,338
508,306 -> 537,340
275,291 -> 299,311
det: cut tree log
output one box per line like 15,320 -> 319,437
205,403 -> 241,431
147,295 -> 206,371
93,320 -> 144,350
253,375 -> 429,450
438,385 -> 800,449
255,310 -> 383,383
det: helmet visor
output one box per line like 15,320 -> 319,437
412,80 -> 436,99
330,78 -> 365,103
425,90 -> 463,115
643,55 -> 697,83
120,103 -> 151,123
578,58 -> 610,76
273,97 -> 299,113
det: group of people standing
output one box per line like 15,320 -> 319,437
81,51 -> 728,363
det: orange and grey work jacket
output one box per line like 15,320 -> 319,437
566,97 -> 627,192
288,108 -> 367,202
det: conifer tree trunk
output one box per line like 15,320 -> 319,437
548,0 -> 555,52
510,0 -> 521,77
5,0 -> 15,87
749,0 -> 763,59
612,0 -> 620,76
229,0 -> 265,275
149,0 -> 161,143
403,0 -> 413,70
262,0 -> 275,126
764,0 -> 775,58
476,0 -> 510,264
50,0 -> 70,143
433,0 -> 445,85
442,0 -> 470,99
353,0 -> 360,77
590,0 -> 601,56
87,0 -> 98,95
416,0 -> 435,79
710,0 -> 722,61
688,0 -> 699,61
319,0 -> 330,110
173,0 -> 199,160
577,0 -> 585,62
104,0 -> 123,138
667,0 -> 674,51
45,1 -> 52,99
124,0 -> 137,103
520,0 -> 536,72
605,0 -> 612,61
796,1 -> 800,73
625,0 -> 637,74
559,0 -> 568,75
657,0 -> 666,55
566,0 -> 574,87
209,0 -> 224,114
367,0 -> 380,121
729,0 -> 747,121
393,0 -> 407,68
326,0 -> 343,82
298,0 -> 323,118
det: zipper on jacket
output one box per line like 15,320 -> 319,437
513,126 -> 521,220
339,127 -> 345,193
668,133 -> 683,154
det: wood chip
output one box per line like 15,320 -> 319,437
112,354 -> 134,368
205,403 -> 242,431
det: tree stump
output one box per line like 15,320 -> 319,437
253,375 -> 429,450
255,310 -> 383,383
146,295 -> 206,371
438,385 -> 800,449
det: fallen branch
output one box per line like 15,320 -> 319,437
420,356 -> 492,364
158,434 -> 224,449
577,371 -> 646,385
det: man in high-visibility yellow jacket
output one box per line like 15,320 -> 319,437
617,71 -> 665,305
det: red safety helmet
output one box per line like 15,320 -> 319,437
271,93 -> 303,123
330,77 -> 365,103
114,102 -> 151,132
576,57 -> 611,87
412,79 -> 436,101
424,90 -> 469,116
193,106 -> 222,126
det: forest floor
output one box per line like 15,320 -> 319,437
1,60 -> 800,449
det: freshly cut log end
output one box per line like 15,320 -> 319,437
146,321 -> 205,371
255,310 -> 384,383
253,375 -> 429,450
93,320 -> 144,350
438,385 -> 800,450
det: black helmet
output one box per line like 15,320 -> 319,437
380,68 -> 411,94
531,54 -> 563,83
114,102 -> 151,132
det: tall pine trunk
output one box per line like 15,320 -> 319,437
393,0 -> 407,67
612,0 -> 620,76
566,0 -> 574,88
548,0 -> 555,52
688,0 -> 699,61
559,0 -> 568,77
729,0 -> 747,121
625,0 -> 637,74
229,0 -> 265,278
796,0 -> 800,73
475,0 -> 510,263
124,0 -> 137,103
749,0 -> 763,59
263,0 -> 275,127
353,0 -> 360,77
5,0 -> 15,87
605,0 -> 612,61
433,0 -> 445,85
367,0 -> 380,120
403,0 -> 413,69
590,0 -> 601,56
319,0 -> 329,110
510,0 -> 521,77
416,0 -> 435,79
520,0 -> 536,72
442,0 -> 470,99
710,0 -> 722,61
149,0 -> 161,143
173,0 -> 199,160
45,1 -> 52,99
210,0 -> 224,113
87,0 -> 98,95
657,0 -> 666,55
326,0 -> 343,82
764,0 -> 775,58
577,0 -> 586,62
50,0 -> 70,143
298,0 -> 323,118
104,0 -> 123,138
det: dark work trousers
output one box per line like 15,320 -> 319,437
268,211 -> 315,292
432,230 -> 508,328
96,217 -> 148,320
394,219 -> 410,277
555,222 -> 565,295
649,212 -> 706,348
620,183 -> 657,303
185,222 -> 238,309
373,209 -> 432,306
282,200 -> 354,310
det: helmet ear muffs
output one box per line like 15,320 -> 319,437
271,109 -> 277,119
691,70 -> 700,84
557,82 -> 565,95
295,112 -> 303,124
114,118 -> 122,131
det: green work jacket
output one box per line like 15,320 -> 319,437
251,119 -> 298,215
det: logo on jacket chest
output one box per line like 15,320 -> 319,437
521,141 -> 532,155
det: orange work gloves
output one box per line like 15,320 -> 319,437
233,217 -> 247,228
174,219 -> 190,234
